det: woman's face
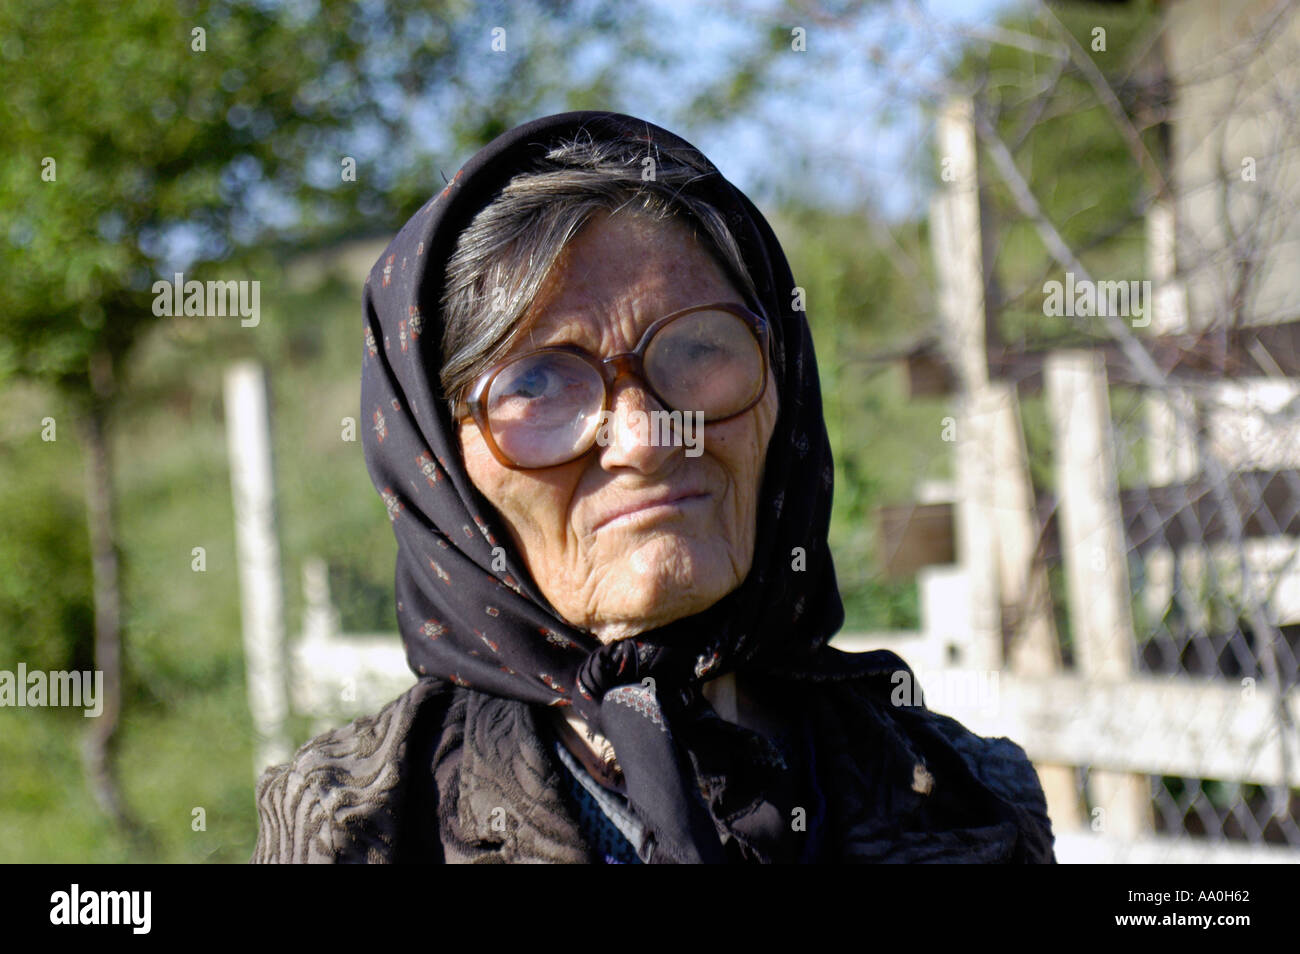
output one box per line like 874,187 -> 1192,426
458,211 -> 779,643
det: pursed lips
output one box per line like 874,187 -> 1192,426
591,490 -> 710,532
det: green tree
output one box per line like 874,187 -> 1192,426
0,0 -> 651,837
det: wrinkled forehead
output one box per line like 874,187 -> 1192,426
509,211 -> 747,353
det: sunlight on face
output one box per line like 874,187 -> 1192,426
458,211 -> 778,642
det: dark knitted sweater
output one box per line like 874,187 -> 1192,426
251,676 -> 1057,863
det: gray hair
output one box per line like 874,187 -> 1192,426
438,132 -> 760,410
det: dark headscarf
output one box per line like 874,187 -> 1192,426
360,111 -> 905,863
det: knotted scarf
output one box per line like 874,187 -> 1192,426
360,111 -> 906,863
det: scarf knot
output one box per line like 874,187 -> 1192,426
576,639 -> 646,704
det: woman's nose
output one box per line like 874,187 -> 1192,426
596,379 -> 677,472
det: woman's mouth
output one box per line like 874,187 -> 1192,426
592,491 -> 710,532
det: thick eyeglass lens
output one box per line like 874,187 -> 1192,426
643,309 -> 764,418
485,308 -> 763,466
486,351 -> 605,468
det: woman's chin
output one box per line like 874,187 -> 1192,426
577,540 -> 741,642
587,622 -> 647,644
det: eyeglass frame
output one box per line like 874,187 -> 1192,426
455,301 -> 772,470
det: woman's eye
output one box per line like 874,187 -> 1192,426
508,366 -> 560,399
674,339 -> 732,366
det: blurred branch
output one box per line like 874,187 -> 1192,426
1036,0 -> 1169,199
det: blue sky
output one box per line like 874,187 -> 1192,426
601,0 -> 1023,220
158,0 -> 1024,270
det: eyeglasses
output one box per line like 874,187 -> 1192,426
459,302 -> 770,469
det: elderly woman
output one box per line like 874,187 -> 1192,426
252,111 -> 1056,864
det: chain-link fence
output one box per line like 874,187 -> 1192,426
1000,343 -> 1300,857
867,0 -> 1300,860
870,311 -> 1300,862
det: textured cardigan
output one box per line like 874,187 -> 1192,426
251,676 -> 1057,863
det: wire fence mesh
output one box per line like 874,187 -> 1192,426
999,351 -> 1300,853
